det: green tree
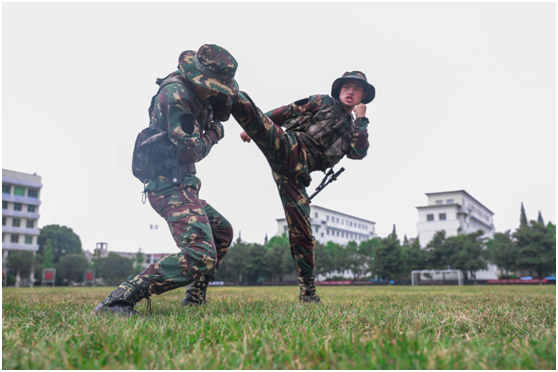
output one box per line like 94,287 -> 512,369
58,253 -> 90,285
424,231 -> 447,270
7,251 -> 37,286
371,229 -> 402,280
37,224 -> 82,263
216,237 -> 250,284
97,253 -> 134,286
133,248 -> 146,275
400,237 -> 424,278
519,202 -> 528,229
40,239 -> 55,269
513,219 -> 556,284
358,237 -> 380,279
314,241 -> 336,279
331,241 -> 349,278
264,234 -> 293,281
446,231 -> 487,284
537,211 -> 544,225
345,241 -> 362,279
486,231 -> 516,278
244,243 -> 270,282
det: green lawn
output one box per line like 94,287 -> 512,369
2,285 -> 555,369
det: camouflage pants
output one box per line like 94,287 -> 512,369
232,91 -> 315,278
132,184 -> 233,296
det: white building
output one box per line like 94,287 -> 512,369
416,190 -> 498,279
276,204 -> 376,245
85,242 -> 173,270
2,169 -> 43,286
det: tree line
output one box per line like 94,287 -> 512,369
216,204 -> 556,284
4,203 -> 555,286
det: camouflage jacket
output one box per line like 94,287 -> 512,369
145,71 -> 232,191
265,94 -> 369,172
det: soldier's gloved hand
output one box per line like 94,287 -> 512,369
206,120 -> 225,144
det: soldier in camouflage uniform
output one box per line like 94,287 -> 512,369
95,44 -> 239,316
231,71 -> 375,303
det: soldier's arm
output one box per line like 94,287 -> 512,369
265,94 -> 332,126
347,116 -> 370,159
156,84 -> 220,164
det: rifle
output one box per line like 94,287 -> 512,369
309,167 -> 345,202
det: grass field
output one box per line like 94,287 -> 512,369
2,285 -> 555,369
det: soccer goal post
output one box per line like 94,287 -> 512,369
411,269 -> 464,286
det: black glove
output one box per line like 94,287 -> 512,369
206,120 -> 224,144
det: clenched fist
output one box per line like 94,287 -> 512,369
353,103 -> 367,119
240,131 -> 251,143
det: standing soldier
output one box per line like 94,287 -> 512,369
231,72 -> 375,303
95,44 -> 238,315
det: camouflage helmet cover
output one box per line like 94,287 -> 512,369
331,71 -> 375,104
178,44 -> 239,96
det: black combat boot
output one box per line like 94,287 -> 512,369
299,276 -> 321,304
181,276 -> 211,306
94,276 -> 152,316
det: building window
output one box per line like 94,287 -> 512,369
2,201 -> 7,209
436,200 -> 443,205
327,229 -> 330,235
327,216 -> 329,221
446,199 -> 453,204
25,236 -> 33,244
28,189 -> 39,198
315,212 -> 318,218
14,187 -> 25,196
14,203 -> 22,211
27,205 -> 36,213
427,214 -> 434,221
283,225 -> 287,232
439,213 -> 446,221
11,235 -> 19,243
26,220 -> 34,228
12,219 -> 21,227
321,233 -> 324,237
2,185 -> 11,194
336,218 -> 339,223
2,217 -> 6,226
337,231 -> 339,236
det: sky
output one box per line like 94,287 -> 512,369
2,2 -> 556,254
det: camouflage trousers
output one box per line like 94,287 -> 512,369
109,183 -> 233,301
231,91 -> 315,278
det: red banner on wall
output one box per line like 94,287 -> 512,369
486,279 -> 549,284
316,280 -> 352,285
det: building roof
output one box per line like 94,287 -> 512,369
425,190 -> 494,214
416,204 -> 461,210
311,205 -> 376,224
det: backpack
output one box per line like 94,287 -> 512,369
131,127 -> 175,184
131,73 -> 189,184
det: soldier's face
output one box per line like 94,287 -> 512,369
338,81 -> 367,107
194,85 -> 219,100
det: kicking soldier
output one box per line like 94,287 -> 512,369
231,71 -> 375,303
95,44 -> 238,315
